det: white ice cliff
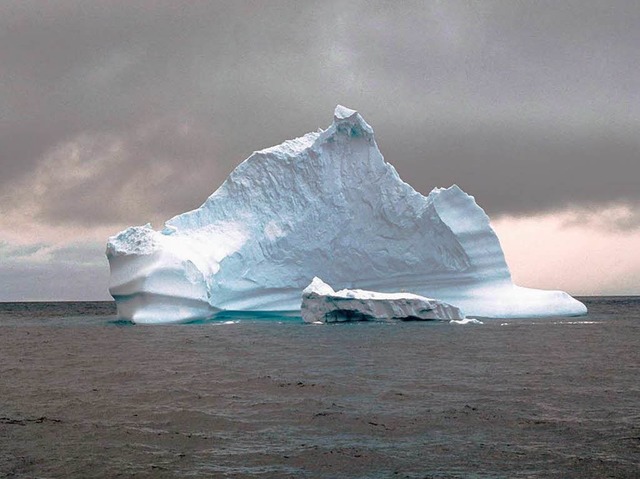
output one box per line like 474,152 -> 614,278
106,105 -> 587,323
301,277 -> 465,323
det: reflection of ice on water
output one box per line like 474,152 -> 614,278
181,310 -> 302,325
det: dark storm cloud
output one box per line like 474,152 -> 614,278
1,1 -> 639,227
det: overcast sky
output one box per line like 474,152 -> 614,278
1,1 -> 639,300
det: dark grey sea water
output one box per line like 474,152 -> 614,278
0,298 -> 638,478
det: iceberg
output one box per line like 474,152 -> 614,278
106,105 -> 587,324
301,277 -> 465,323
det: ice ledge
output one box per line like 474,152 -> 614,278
301,277 -> 466,323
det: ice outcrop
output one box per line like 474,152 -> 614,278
106,105 -> 587,324
301,277 -> 465,323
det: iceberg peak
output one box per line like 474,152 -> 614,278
334,104 -> 358,121
327,104 -> 374,140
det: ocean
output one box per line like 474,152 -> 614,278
0,297 -> 638,478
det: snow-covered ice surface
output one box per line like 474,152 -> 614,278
301,277 -> 465,323
107,105 -> 587,324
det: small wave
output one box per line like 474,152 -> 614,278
527,320 -> 600,326
450,318 -> 483,325
558,320 -> 599,325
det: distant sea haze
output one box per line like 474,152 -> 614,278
0,297 -> 638,478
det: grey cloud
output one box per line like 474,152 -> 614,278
25,116 -> 224,226
562,201 -> 640,232
0,239 -> 106,265
0,256 -> 111,301
382,121 -> 640,217
1,0 -> 639,230
0,239 -> 111,300
0,241 -> 47,259
48,241 -> 108,265
612,214 -> 640,232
